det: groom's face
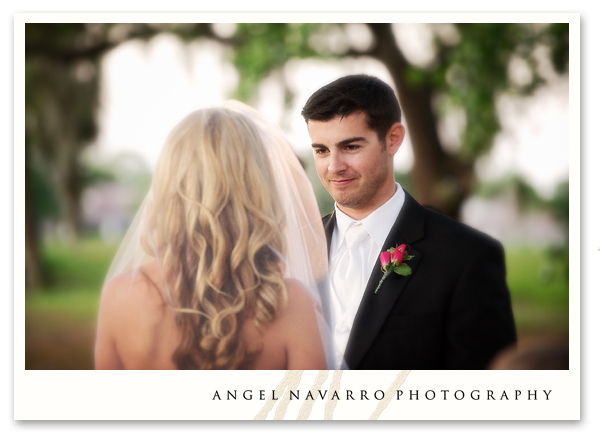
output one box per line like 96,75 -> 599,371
308,112 -> 398,219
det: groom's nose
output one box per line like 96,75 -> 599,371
328,150 -> 348,174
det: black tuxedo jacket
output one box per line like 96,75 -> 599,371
322,190 -> 517,370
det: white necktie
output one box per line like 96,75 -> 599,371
332,223 -> 369,311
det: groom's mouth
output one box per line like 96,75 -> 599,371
330,178 -> 356,187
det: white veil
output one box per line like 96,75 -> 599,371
103,100 -> 334,369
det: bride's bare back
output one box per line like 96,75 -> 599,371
95,262 -> 327,370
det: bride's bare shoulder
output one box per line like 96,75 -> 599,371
281,279 -> 322,314
101,262 -> 166,311
97,261 -> 176,369
272,279 -> 327,369
98,263 -> 167,338
269,279 -> 324,333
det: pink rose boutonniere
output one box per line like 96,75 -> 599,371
374,244 -> 414,294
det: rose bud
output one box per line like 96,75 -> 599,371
392,245 -> 406,265
380,251 -> 391,266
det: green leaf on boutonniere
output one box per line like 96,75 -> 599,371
403,254 -> 414,261
393,263 -> 412,276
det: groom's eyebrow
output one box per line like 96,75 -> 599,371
311,137 -> 367,149
337,137 -> 367,147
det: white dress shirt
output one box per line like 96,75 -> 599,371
329,182 -> 406,368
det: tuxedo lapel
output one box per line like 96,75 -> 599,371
344,191 -> 426,369
322,211 -> 336,258
321,211 -> 336,326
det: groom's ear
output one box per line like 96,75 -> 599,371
386,122 -> 405,155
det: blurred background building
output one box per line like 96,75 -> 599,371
24,22 -> 569,369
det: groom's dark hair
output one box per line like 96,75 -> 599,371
301,74 -> 401,144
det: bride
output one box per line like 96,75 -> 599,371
95,101 -> 332,370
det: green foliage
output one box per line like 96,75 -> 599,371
231,23 -> 325,102
547,180 -> 569,225
29,164 -> 60,220
315,187 -> 335,217
404,65 -> 426,87
394,171 -> 414,195
34,237 -> 119,294
475,174 -> 547,211
475,176 -> 568,217
25,23 -> 88,53
543,181 -> 569,281
542,241 -> 569,283
26,237 -> 118,369
505,247 -> 568,306
547,23 -> 569,74
505,247 -> 569,337
80,163 -> 117,187
26,288 -> 101,323
432,24 -> 553,158
475,177 -> 569,285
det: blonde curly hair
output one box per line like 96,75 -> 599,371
141,107 -> 287,369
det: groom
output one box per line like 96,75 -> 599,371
302,75 -> 516,370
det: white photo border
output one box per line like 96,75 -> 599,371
14,12 -> 580,421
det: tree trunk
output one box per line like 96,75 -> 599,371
25,160 -> 43,290
367,24 -> 473,220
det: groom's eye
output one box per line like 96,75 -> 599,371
313,147 -> 328,155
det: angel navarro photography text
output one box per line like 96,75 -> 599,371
212,389 -> 553,402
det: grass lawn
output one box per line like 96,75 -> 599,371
505,247 -> 569,338
24,239 -> 570,369
25,237 -> 117,370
